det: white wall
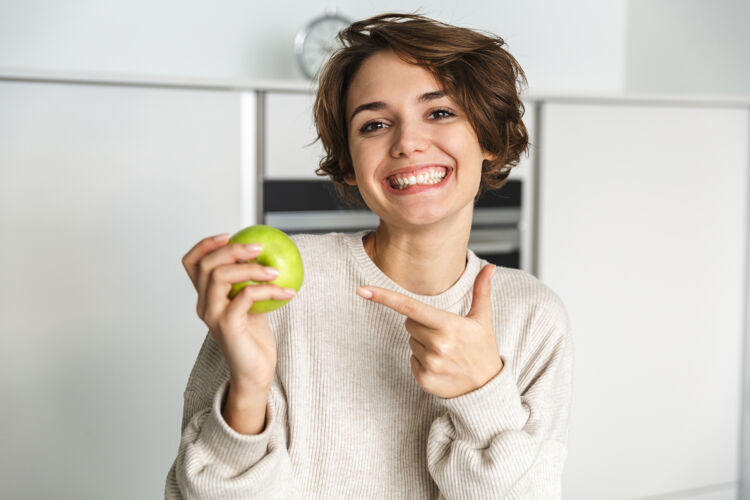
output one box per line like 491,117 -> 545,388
0,0 -> 627,92
3,1 -> 748,95
625,0 -> 750,96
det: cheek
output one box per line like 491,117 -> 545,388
353,139 -> 384,160
349,143 -> 384,182
438,126 -> 481,154
443,130 -> 487,187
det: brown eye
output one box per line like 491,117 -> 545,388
360,121 -> 387,134
429,109 -> 455,120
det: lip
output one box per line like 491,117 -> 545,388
382,167 -> 452,196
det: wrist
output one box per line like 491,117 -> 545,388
227,378 -> 270,406
473,357 -> 504,392
221,381 -> 270,435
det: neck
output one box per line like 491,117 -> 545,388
364,209 -> 472,296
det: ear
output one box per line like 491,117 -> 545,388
343,168 -> 357,186
482,149 -> 499,163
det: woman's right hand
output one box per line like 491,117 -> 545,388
182,233 -> 296,394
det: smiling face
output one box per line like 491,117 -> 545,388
345,50 -> 496,231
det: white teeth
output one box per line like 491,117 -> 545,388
389,169 -> 447,189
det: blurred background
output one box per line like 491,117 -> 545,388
0,0 -> 748,498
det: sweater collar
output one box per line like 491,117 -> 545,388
344,230 -> 482,311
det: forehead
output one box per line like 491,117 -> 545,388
345,51 -> 444,113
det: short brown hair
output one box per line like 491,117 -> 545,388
313,12 -> 529,207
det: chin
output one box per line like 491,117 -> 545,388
385,208 -> 454,229
367,192 -> 473,229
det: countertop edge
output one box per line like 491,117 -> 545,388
1,68 -> 749,107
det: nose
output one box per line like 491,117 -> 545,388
390,120 -> 429,158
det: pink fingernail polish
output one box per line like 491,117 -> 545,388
264,266 -> 279,277
357,287 -> 373,299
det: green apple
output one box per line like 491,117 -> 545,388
227,225 -> 303,313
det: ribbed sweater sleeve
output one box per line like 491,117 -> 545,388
164,335 -> 294,499
427,290 -> 573,499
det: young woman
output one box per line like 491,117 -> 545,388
166,13 -> 573,499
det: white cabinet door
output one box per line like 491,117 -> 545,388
264,91 -> 324,179
0,81 -> 242,499
538,102 -> 748,499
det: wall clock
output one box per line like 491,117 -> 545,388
294,10 -> 351,80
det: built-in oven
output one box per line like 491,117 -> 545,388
262,179 -> 522,269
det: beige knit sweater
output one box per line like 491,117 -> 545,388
165,230 -> 574,499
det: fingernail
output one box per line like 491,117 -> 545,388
213,233 -> 229,242
245,244 -> 262,252
283,288 -> 296,296
357,287 -> 373,299
264,266 -> 279,277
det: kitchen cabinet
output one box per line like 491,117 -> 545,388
538,101 -> 749,500
0,80 -> 244,499
1,72 -> 747,500
264,90 -> 324,179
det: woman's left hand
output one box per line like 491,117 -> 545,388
357,264 -> 503,399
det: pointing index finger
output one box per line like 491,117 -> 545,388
357,286 -> 445,329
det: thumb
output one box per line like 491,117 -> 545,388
467,264 -> 496,321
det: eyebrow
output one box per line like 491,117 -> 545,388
348,90 -> 447,124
